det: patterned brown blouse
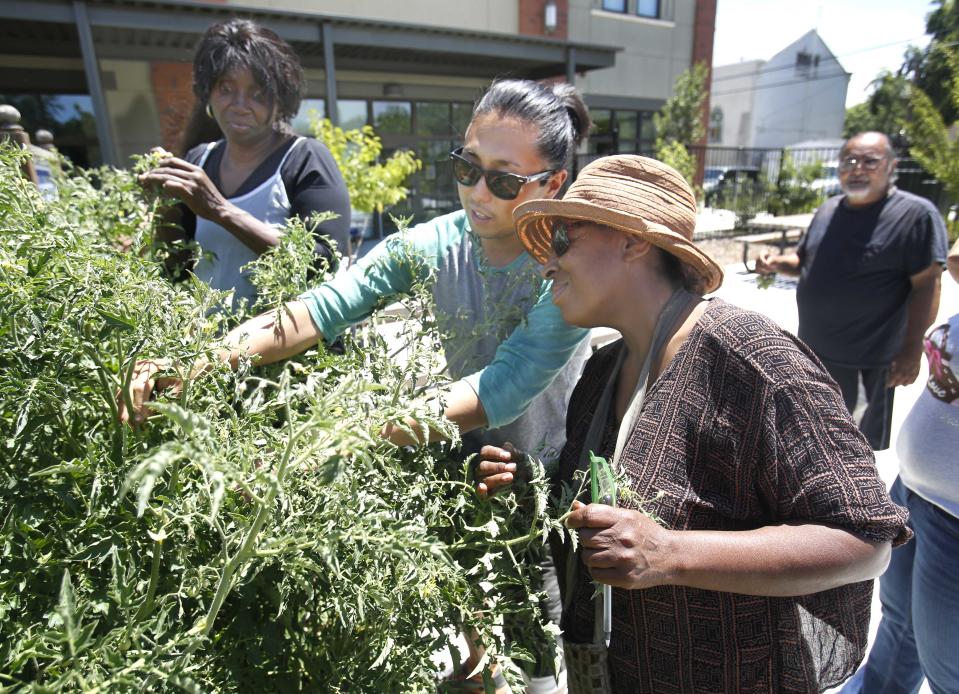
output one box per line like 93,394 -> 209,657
553,300 -> 910,694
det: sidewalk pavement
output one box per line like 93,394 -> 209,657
714,264 -> 958,694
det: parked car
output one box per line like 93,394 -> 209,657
704,166 -> 763,208
810,163 -> 841,197
703,166 -> 725,196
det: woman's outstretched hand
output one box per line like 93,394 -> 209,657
474,444 -> 526,498
117,358 -> 182,426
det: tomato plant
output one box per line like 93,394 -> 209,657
0,145 -> 561,691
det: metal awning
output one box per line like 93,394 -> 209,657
1,0 -> 620,164
1,0 -> 619,79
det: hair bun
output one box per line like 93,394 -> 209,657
551,82 -> 591,148
565,105 -> 582,139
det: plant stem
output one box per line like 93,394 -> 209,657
196,384 -> 301,638
133,537 -> 163,622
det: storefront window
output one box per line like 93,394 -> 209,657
637,0 -> 659,18
592,109 -> 612,136
617,112 -> 637,141
415,102 -> 450,136
640,112 -> 656,142
451,102 -> 473,136
0,93 -> 98,167
373,101 -> 411,134
413,139 -> 459,220
337,100 -> 368,131
291,98 -> 325,136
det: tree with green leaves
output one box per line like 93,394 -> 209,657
654,62 -> 709,190
310,115 -> 421,214
903,49 -> 959,241
766,153 -> 825,217
902,0 -> 959,125
843,71 -> 911,140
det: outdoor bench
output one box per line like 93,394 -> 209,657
740,227 -> 804,271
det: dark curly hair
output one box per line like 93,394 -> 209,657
192,19 -> 304,124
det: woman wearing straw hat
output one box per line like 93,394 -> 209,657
476,155 -> 912,693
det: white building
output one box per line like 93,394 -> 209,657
709,29 -> 849,150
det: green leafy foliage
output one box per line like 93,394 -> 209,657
0,144 -> 564,690
655,140 -> 700,197
766,154 -> 825,217
904,49 -> 959,242
310,115 -> 422,214
654,62 -> 709,194
755,273 -> 777,290
842,71 -> 911,140
246,210 -> 339,313
902,0 -> 959,125
653,62 -> 708,147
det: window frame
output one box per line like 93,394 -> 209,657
600,0 -> 628,14
636,0 -> 660,18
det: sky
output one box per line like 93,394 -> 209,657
712,0 -> 936,107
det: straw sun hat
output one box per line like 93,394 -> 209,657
513,155 -> 724,293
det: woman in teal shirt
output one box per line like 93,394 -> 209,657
124,79 -> 591,689
123,79 -> 592,461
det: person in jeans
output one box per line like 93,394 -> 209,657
840,236 -> 959,694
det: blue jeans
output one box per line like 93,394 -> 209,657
840,477 -> 959,694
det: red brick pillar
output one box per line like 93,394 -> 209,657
691,0 -> 717,188
518,0 -> 568,39
150,62 -> 195,154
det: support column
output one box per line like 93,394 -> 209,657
565,46 -> 577,85
691,0 -> 718,187
73,0 -> 118,166
322,22 -> 338,126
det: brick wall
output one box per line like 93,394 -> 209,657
692,0 -> 717,146
150,62 -> 194,153
692,0 -> 717,184
518,0 -> 568,39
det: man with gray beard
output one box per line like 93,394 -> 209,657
757,131 -> 948,450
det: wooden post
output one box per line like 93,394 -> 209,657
0,104 -> 40,186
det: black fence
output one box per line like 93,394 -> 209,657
374,145 -> 949,240
573,145 -> 947,216
690,147 -> 947,213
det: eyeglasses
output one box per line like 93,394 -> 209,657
838,155 -> 886,172
449,147 -> 555,200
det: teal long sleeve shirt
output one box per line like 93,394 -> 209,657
298,210 -> 589,430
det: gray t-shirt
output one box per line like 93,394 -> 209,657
431,225 -> 591,462
300,209 -> 591,463
898,313 -> 959,518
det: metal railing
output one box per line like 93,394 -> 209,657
367,144 -> 950,234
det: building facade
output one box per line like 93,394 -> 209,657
709,29 -> 848,150
1,0 -> 715,223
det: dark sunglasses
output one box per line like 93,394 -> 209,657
550,220 -> 594,257
449,147 -> 555,200
551,220 -> 572,257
